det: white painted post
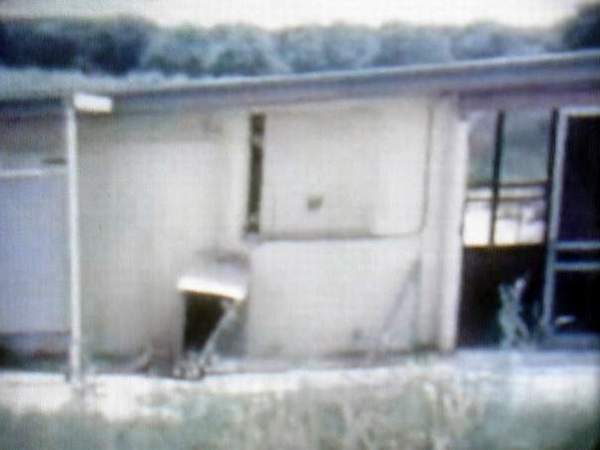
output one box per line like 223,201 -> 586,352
66,100 -> 83,385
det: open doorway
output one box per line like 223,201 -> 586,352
174,253 -> 248,378
459,106 -> 600,348
543,110 -> 600,342
183,294 -> 226,351
175,293 -> 240,379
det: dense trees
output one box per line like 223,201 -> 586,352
451,23 -> 554,60
0,18 -> 154,73
208,26 -> 287,76
0,3 -> 596,79
375,25 -> 454,66
562,3 -> 600,50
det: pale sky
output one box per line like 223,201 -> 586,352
0,0 -> 589,28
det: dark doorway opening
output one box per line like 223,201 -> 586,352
557,117 -> 600,242
183,294 -> 225,351
545,114 -> 600,337
459,110 -> 600,348
458,246 -> 546,347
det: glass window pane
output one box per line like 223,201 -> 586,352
465,110 -> 552,246
0,115 -> 66,171
467,111 -> 497,186
495,110 -> 550,245
463,189 -> 492,246
501,110 -> 551,184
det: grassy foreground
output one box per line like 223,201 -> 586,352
1,359 -> 599,450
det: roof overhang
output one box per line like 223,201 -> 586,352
1,50 -> 598,115
112,50 -> 600,114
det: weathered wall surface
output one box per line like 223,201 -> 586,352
76,95 -> 467,360
248,238 -> 421,357
418,98 -> 468,351
1,95 -> 467,362
259,99 -> 430,238
246,97 -> 467,358
1,352 -> 598,450
78,111 -> 248,358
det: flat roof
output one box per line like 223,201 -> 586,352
0,50 -> 599,114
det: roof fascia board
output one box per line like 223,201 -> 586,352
0,51 -> 598,115
111,51 -> 600,114
0,98 -> 64,119
460,82 -> 600,113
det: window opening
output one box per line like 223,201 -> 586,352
459,108 -> 554,347
246,113 -> 265,233
464,110 -> 552,247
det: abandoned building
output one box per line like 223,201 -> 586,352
0,50 -> 599,378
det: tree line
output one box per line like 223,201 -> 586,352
0,3 -> 597,78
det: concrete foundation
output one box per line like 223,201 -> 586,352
1,351 -> 598,450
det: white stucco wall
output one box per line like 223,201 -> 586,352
260,99 -> 431,238
0,94 -> 466,361
74,95 -> 466,360
246,97 -> 467,358
247,238 -> 421,357
78,111 -> 248,357
418,98 -> 468,350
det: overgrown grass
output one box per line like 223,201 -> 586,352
1,366 -> 598,450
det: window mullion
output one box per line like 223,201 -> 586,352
489,111 -> 505,246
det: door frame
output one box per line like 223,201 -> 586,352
542,106 -> 600,336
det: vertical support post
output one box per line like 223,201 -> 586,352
542,110 -> 568,335
66,100 -> 83,385
436,100 -> 470,351
540,110 -> 559,336
543,109 -> 559,246
489,111 -> 505,246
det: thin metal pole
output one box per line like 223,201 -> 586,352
542,111 -> 568,334
543,109 -> 559,246
66,100 -> 83,385
489,111 -> 505,246
540,109 -> 559,337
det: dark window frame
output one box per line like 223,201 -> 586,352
246,113 -> 265,234
464,109 -> 555,247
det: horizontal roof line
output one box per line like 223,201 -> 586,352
116,50 -> 600,95
0,50 -> 599,113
